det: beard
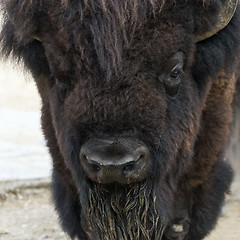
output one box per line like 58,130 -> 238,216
80,180 -> 168,240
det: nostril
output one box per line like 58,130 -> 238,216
81,153 -> 101,172
80,138 -> 150,184
123,154 -> 145,174
123,163 -> 135,173
90,163 -> 101,172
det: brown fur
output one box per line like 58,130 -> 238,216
1,1 -> 240,239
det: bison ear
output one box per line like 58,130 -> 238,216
195,0 -> 238,42
3,0 -> 40,42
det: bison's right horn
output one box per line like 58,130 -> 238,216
196,0 -> 238,42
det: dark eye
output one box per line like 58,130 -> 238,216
49,71 -> 73,102
56,79 -> 68,102
163,68 -> 182,97
170,69 -> 182,80
158,52 -> 184,97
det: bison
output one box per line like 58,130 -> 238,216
1,0 -> 239,239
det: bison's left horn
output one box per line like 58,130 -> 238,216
196,0 -> 238,42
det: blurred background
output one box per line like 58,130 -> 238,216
0,59 -> 51,181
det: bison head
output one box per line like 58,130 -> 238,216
1,0 -> 238,239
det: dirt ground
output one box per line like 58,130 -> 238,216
0,178 -> 240,240
0,188 -> 70,240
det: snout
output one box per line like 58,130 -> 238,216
80,138 -> 151,184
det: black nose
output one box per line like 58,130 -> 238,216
80,138 -> 150,184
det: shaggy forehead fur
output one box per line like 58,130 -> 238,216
1,0 -> 224,79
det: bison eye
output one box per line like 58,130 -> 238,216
170,69 -> 182,80
164,68 -> 182,97
158,51 -> 184,97
159,67 -> 182,97
55,78 -> 70,102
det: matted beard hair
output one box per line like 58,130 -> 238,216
81,181 -> 167,240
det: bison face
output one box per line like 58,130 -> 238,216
1,0 -> 237,239
37,17 -> 201,239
